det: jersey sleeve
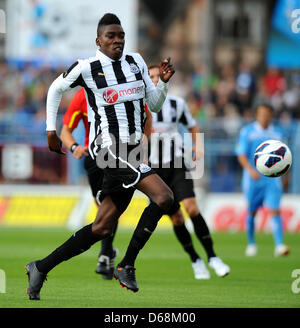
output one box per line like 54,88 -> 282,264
178,99 -> 197,128
46,60 -> 85,131
235,126 -> 249,156
136,53 -> 169,113
62,88 -> 87,129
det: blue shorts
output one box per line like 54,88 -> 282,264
243,178 -> 282,213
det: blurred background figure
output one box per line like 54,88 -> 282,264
236,104 -> 290,257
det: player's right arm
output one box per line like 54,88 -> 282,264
46,61 -> 84,154
236,126 -> 260,180
60,89 -> 89,159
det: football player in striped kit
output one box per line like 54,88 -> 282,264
25,13 -> 175,299
60,88 -> 152,280
147,65 -> 230,279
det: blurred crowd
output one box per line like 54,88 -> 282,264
165,61 -> 300,144
1,58 -> 299,146
0,61 -> 74,142
0,59 -> 299,145
0,60 -> 299,190
188,63 -> 300,120
1,60 -> 300,124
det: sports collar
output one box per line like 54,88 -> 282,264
254,121 -> 273,132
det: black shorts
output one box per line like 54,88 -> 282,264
151,159 -> 195,203
96,143 -> 156,212
84,154 -> 134,213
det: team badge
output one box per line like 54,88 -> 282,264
130,63 -> 140,74
139,163 -> 151,173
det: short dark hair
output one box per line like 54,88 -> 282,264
255,103 -> 274,113
97,13 -> 121,36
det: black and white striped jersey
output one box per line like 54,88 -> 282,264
149,94 -> 197,165
46,49 -> 169,157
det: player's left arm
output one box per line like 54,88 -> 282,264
139,55 -> 175,113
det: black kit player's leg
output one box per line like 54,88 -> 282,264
26,195 -> 124,300
118,173 -> 173,267
171,211 -> 200,263
181,197 -> 216,259
95,221 -> 119,279
181,197 -> 230,277
114,174 -> 174,292
99,221 -> 118,258
34,195 -> 121,275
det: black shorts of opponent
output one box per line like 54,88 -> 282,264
95,142 -> 156,213
150,157 -> 195,215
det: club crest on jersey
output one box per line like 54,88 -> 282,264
130,63 -> 140,74
103,88 -> 118,104
139,163 -> 151,173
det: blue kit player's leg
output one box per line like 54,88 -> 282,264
265,178 -> 290,257
244,182 -> 264,256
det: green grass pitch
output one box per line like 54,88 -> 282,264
0,227 -> 299,308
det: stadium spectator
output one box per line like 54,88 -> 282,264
231,62 -> 256,116
262,67 -> 286,98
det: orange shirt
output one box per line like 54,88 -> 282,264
62,88 -> 89,148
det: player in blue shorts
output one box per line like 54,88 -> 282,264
236,103 -> 290,257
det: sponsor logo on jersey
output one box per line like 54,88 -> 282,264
130,63 -> 140,74
139,163 -> 151,173
103,88 -> 119,104
103,85 -> 144,104
118,86 -> 144,97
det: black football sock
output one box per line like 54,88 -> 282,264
191,213 -> 216,259
99,221 -> 118,258
36,223 -> 100,274
118,202 -> 164,267
173,223 -> 200,263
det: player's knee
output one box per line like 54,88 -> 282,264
171,210 -> 184,226
92,222 -> 113,239
183,200 -> 199,217
156,189 -> 174,212
186,207 -> 199,218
